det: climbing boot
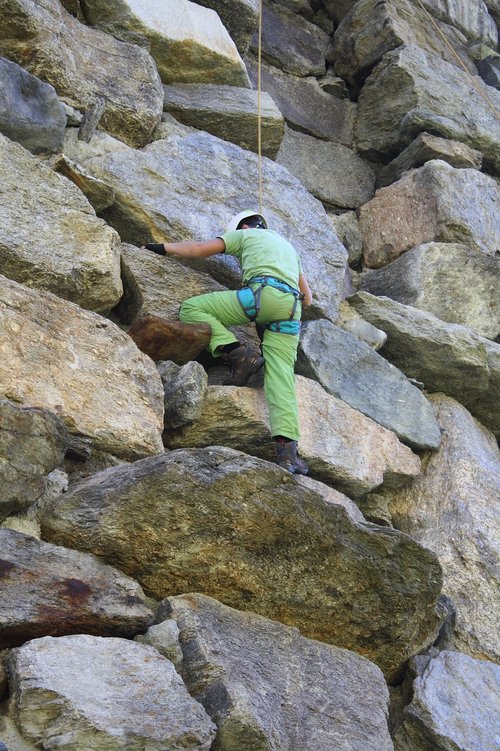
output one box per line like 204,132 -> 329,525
222,344 -> 264,386
275,439 -> 309,475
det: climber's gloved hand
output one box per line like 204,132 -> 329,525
143,243 -> 166,256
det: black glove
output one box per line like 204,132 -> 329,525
144,243 -> 166,256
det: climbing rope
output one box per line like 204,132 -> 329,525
414,0 -> 499,121
257,0 -> 264,214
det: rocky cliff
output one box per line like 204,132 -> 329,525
0,1 -> 499,749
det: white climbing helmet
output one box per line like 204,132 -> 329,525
225,209 -> 269,233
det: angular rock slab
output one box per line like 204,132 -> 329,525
394,651 -> 500,751
297,320 -> 441,450
384,395 -> 500,663
419,0 -> 498,46
0,56 -> 66,154
0,276 -> 164,460
0,529 -> 154,647
158,360 -> 208,430
378,132 -> 483,187
195,0 -> 259,54
360,242 -> 500,340
128,318 -> 212,364
8,635 -> 216,750
350,292 -> 500,437
277,127 -> 375,209
0,401 -> 67,521
66,130 -> 349,322
356,45 -> 500,174
81,0 -> 249,87
333,0 -> 476,86
164,83 -> 284,158
40,447 -> 443,680
0,134 -> 122,314
167,376 -> 422,497
359,161 -> 500,267
161,593 -> 394,751
50,153 -> 116,212
0,0 -> 163,148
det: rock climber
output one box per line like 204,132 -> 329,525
143,209 -> 312,475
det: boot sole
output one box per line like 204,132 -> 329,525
223,356 -> 264,386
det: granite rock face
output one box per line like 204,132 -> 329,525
0,529 -> 154,647
0,56 -> 66,154
394,651 -> 500,751
161,593 -> 394,751
359,161 -> 500,268
40,447 -> 442,680
0,276 -> 164,460
7,635 -> 216,750
0,0 -> 164,148
0,133 -> 122,314
80,0 -> 250,87
419,0 -> 498,46
0,401 -> 67,521
356,46 -> 500,174
296,319 -> 441,450
360,242 -> 500,340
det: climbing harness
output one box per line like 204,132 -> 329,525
236,276 -> 303,335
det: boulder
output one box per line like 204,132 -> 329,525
135,620 -> 183,669
478,54 -> 500,89
158,360 -> 208,430
485,0 -> 500,26
166,376 -> 421,497
64,129 -> 349,322
0,529 -> 154,647
394,651 -> 500,751
323,0 -> 357,24
163,83 -> 284,158
296,320 -> 441,450
295,474 -> 367,523
194,0 -> 259,54
7,635 -> 216,750
0,276 -> 164,460
160,593 -> 394,750
337,301 -> 388,350
127,317 -> 212,364
0,133 -> 122,313
0,401 -> 67,521
378,132 -> 483,187
360,242 -> 500,340
0,0 -> 163,148
418,0 -> 498,46
249,0 -> 329,77
333,0 -> 476,86
356,45 -> 500,174
50,153 -> 116,212
359,161 -> 500,268
40,447 -> 443,680
349,292 -> 500,436
246,57 -> 356,144
80,0 -> 249,87
0,57 -> 66,154
327,211 -> 363,267
277,127 -> 375,209
382,395 -> 500,663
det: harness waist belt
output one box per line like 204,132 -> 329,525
247,276 -> 301,298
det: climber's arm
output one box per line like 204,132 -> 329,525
299,274 -> 313,307
142,238 -> 225,258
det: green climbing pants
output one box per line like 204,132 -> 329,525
180,285 -> 301,441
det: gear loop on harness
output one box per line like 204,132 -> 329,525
236,276 -> 303,334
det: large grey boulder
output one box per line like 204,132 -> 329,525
0,529 -> 154,647
356,45 -> 500,174
166,376 -> 422,497
0,0 -> 163,148
0,276 -> 164,460
277,127 -> 375,209
80,0 -> 250,87
7,635 -> 216,750
394,651 -> 500,751
0,401 -> 67,522
0,133 -> 122,314
163,83 -> 284,158
0,57 -> 66,154
382,395 -> 500,664
296,320 -> 441,450
360,242 -> 500,340
249,0 -> 330,77
328,211 -> 364,267
359,161 -> 500,268
419,0 -> 498,46
333,0 -> 475,86
350,292 -> 500,436
40,447 -> 443,681
195,0 -> 259,54
161,593 -> 394,751
246,57 -> 356,144
158,360 -> 208,430
64,129 -> 349,322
